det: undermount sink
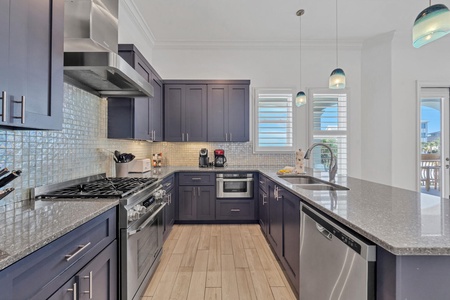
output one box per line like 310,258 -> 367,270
278,175 -> 349,191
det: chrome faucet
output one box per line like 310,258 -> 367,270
304,143 -> 338,182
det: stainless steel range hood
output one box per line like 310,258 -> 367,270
63,0 -> 154,98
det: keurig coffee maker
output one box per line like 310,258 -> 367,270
214,149 -> 227,167
199,148 -> 209,168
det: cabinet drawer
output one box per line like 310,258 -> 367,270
216,200 -> 255,220
0,208 -> 116,300
162,174 -> 175,190
259,174 -> 268,194
179,173 -> 215,185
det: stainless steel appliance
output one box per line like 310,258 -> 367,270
63,0 -> 154,98
300,204 -> 376,300
199,148 -> 209,168
216,173 -> 253,198
33,174 -> 165,300
214,149 -> 227,167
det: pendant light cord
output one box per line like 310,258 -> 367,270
299,10 -> 302,88
336,0 -> 338,68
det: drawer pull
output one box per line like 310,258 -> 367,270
65,242 -> 91,261
0,91 -> 5,122
230,209 -> 241,212
67,282 -> 77,300
13,96 -> 25,124
262,194 -> 267,205
191,177 -> 202,181
83,271 -> 93,299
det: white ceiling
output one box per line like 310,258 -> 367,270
133,0 -> 433,43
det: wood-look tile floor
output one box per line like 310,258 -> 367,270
141,224 -> 297,300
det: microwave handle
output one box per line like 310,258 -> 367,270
216,178 -> 253,182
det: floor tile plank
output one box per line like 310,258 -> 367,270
221,254 -> 239,300
245,248 -> 275,300
205,288 -> 222,300
152,253 -> 183,300
206,235 -> 221,288
186,249 -> 209,300
236,267 -> 257,300
252,235 -> 285,287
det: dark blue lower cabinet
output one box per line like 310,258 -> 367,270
49,240 -> 117,300
0,208 -> 117,300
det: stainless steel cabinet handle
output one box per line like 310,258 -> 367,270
0,91 -> 5,122
230,209 -> 241,212
259,180 -> 264,184
225,133 -> 228,141
193,186 -> 196,197
186,133 -> 189,141
65,242 -> 91,261
229,133 -> 232,141
182,133 -> 184,141
67,282 -> 77,300
198,187 -> 201,196
83,271 -> 93,299
13,96 -> 25,124
191,177 -> 202,181
262,194 -> 267,205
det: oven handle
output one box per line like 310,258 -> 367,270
128,203 -> 167,237
216,178 -> 254,182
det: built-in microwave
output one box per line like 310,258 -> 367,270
216,173 -> 254,198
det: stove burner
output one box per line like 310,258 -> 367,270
37,177 -> 158,199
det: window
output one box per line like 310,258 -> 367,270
254,88 -> 295,152
309,90 -> 348,176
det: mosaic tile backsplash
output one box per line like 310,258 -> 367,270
0,84 -> 294,209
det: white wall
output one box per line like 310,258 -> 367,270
151,43 -> 363,178
361,32 -> 394,185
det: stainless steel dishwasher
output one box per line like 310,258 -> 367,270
300,204 -> 376,300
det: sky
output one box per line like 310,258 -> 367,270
421,106 -> 440,133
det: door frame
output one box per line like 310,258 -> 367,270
416,81 -> 450,194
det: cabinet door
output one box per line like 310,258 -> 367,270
197,186 -> 215,220
164,188 -> 175,241
228,85 -> 249,142
207,85 -> 228,141
259,188 -> 269,234
7,0 -> 63,130
185,85 -> 207,141
164,85 -> 185,141
78,241 -> 117,300
0,0 -> 9,125
150,74 -> 163,141
178,186 -> 196,220
282,190 -> 300,293
268,184 -> 283,257
133,56 -> 151,140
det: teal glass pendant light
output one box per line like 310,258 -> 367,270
329,0 -> 345,89
296,9 -> 307,107
413,2 -> 450,48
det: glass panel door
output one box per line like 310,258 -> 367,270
419,88 -> 449,198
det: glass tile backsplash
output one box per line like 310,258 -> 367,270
0,84 -> 294,209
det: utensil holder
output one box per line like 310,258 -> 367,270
115,163 -> 129,177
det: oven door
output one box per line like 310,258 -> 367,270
125,203 -> 166,300
216,177 -> 253,198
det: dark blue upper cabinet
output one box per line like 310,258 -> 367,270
164,80 -> 250,142
0,0 -> 63,130
108,45 -> 163,141
164,84 -> 207,142
207,84 -> 249,142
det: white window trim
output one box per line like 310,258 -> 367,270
253,87 -> 298,154
307,88 -> 351,175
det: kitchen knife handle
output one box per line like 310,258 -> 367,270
13,96 -> 25,124
0,91 -> 5,122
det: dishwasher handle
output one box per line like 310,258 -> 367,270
316,223 -> 332,240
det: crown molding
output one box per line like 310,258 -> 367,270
121,0 -> 156,47
153,39 -> 363,51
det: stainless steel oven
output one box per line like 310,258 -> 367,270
123,200 -> 166,300
216,173 -> 254,198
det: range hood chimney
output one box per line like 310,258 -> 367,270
63,0 -> 154,98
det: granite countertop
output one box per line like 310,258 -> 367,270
150,166 -> 450,256
2,164 -> 449,272
0,199 -> 118,271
